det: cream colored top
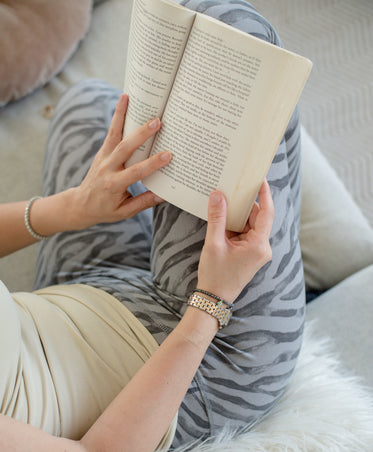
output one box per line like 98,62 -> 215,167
0,281 -> 177,450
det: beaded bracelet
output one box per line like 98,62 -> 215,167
193,289 -> 233,309
24,196 -> 48,241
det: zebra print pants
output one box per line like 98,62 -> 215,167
33,1 -> 305,448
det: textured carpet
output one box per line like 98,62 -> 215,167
250,0 -> 373,227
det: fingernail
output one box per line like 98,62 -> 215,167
210,192 -> 221,205
118,94 -> 127,106
148,118 -> 160,129
160,151 -> 172,162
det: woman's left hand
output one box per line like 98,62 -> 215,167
197,180 -> 274,304
71,93 -> 171,229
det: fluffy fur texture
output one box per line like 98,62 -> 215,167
174,322 -> 373,452
0,0 -> 92,106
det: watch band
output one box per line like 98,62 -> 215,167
187,294 -> 232,329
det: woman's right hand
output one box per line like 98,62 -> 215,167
197,180 -> 274,304
70,94 -> 172,230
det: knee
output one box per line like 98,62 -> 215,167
180,0 -> 281,45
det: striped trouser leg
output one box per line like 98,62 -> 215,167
151,0 -> 305,448
33,79 -> 178,344
33,0 -> 305,446
33,79 -> 154,284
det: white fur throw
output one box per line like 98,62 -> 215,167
174,323 -> 373,452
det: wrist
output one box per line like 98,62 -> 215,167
188,291 -> 232,330
192,288 -> 233,309
179,306 -> 219,347
196,280 -> 236,305
64,187 -> 90,230
30,189 -> 84,236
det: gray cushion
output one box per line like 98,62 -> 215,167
299,127 -> 373,290
306,265 -> 373,386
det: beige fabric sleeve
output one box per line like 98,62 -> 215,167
0,281 -> 177,450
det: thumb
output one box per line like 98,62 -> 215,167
206,191 -> 227,244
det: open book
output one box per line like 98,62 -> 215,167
123,0 -> 312,232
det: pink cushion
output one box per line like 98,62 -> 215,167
0,0 -> 92,106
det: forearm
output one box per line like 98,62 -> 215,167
0,189 -> 80,257
0,415 -> 86,452
80,306 -> 218,452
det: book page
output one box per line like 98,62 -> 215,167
123,0 -> 195,166
144,13 -> 311,231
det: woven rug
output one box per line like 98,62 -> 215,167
250,0 -> 373,227
174,322 -> 373,452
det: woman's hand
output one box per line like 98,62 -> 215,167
71,94 -> 172,229
0,94 -> 171,257
197,180 -> 274,304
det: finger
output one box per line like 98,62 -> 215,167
254,179 -> 275,236
226,230 -> 238,240
205,191 -> 227,245
248,202 -> 260,230
120,151 -> 172,186
104,94 -> 129,150
229,205 -> 255,241
111,118 -> 161,167
118,191 -> 164,218
259,179 -> 274,210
